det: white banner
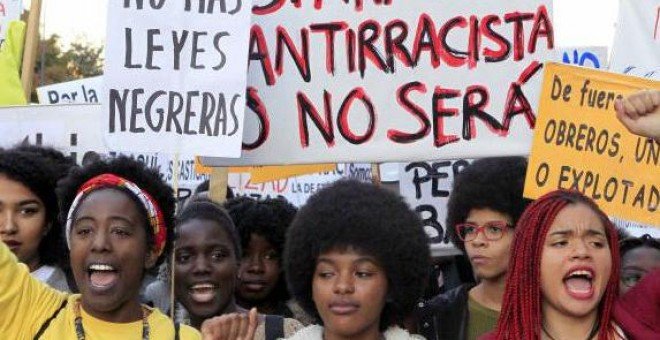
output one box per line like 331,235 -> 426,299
37,76 -> 103,104
609,0 -> 660,79
399,159 -> 472,256
229,163 -> 373,206
103,0 -> 252,157
202,1 -> 554,166
0,0 -> 22,49
0,104 -> 208,201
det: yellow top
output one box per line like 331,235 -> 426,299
0,241 -> 200,339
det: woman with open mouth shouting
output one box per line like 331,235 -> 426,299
173,199 -> 303,338
485,190 -> 625,340
283,180 -> 430,340
0,156 -> 199,339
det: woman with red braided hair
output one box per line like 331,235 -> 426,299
485,190 -> 625,340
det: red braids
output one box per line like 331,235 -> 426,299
488,190 -> 621,340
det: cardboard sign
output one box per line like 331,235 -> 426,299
399,159 -> 472,256
609,0 -> 659,79
0,0 -> 21,49
557,46 -> 607,69
103,0 -> 252,157
0,104 -> 208,201
201,0 -> 554,166
524,63 -> 660,227
36,76 -> 103,104
229,163 -> 372,206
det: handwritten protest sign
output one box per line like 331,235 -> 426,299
524,63 -> 659,227
400,159 -> 471,256
201,0 -> 554,166
37,76 -> 103,104
609,0 -> 659,80
0,104 -> 208,201
229,163 -> 372,206
104,0 -> 251,157
0,0 -> 21,49
557,46 -> 607,69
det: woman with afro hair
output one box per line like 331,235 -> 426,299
224,196 -> 311,322
0,156 -> 199,339
417,156 -> 531,340
485,190 -> 624,340
284,179 -> 430,340
0,147 -> 74,292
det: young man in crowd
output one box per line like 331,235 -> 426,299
416,157 -> 531,340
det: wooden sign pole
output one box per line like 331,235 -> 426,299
21,0 -> 42,101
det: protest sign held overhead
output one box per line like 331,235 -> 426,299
609,0 -> 659,79
37,76 -> 103,104
400,159 -> 472,256
524,63 -> 660,227
0,104 -> 209,201
104,0 -> 252,157
202,0 -> 554,166
557,46 -> 607,69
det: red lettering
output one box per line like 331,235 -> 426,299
275,26 -> 311,82
433,87 -> 461,147
388,82 -> 430,143
297,91 -> 335,148
248,25 -> 276,86
243,87 -> 270,151
337,88 -> 376,144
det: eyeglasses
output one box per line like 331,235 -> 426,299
455,221 -> 512,242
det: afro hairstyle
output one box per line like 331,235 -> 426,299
284,179 -> 430,329
446,156 -> 531,252
0,149 -> 64,266
14,144 -> 78,180
177,198 -> 242,260
224,196 -> 297,301
57,155 -> 175,267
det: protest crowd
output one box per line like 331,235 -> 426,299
0,1 -> 658,339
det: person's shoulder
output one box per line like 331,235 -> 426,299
283,317 -> 304,336
384,326 -> 425,340
177,323 -> 201,339
423,283 -> 472,311
285,324 -> 324,340
146,306 -> 201,339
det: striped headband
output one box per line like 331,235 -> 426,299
65,174 -> 167,258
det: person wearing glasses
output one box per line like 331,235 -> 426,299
618,234 -> 660,295
416,157 -> 531,340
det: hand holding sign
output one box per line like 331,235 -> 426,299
615,89 -> 660,140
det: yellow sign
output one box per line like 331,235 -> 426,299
525,63 -> 659,227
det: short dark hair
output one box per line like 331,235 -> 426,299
620,234 -> 660,258
57,156 -> 175,267
285,180 -> 430,329
177,198 -> 242,259
0,149 -> 63,266
446,157 -> 531,252
224,196 -> 297,301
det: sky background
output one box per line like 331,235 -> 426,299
23,0 -> 620,53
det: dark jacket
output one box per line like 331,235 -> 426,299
417,283 -> 474,340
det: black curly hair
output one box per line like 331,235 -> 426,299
0,149 -> 64,267
57,156 -> 175,267
284,180 -> 430,329
620,234 -> 660,258
446,156 -> 531,252
224,196 -> 297,302
177,198 -> 242,259
14,144 -> 78,180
